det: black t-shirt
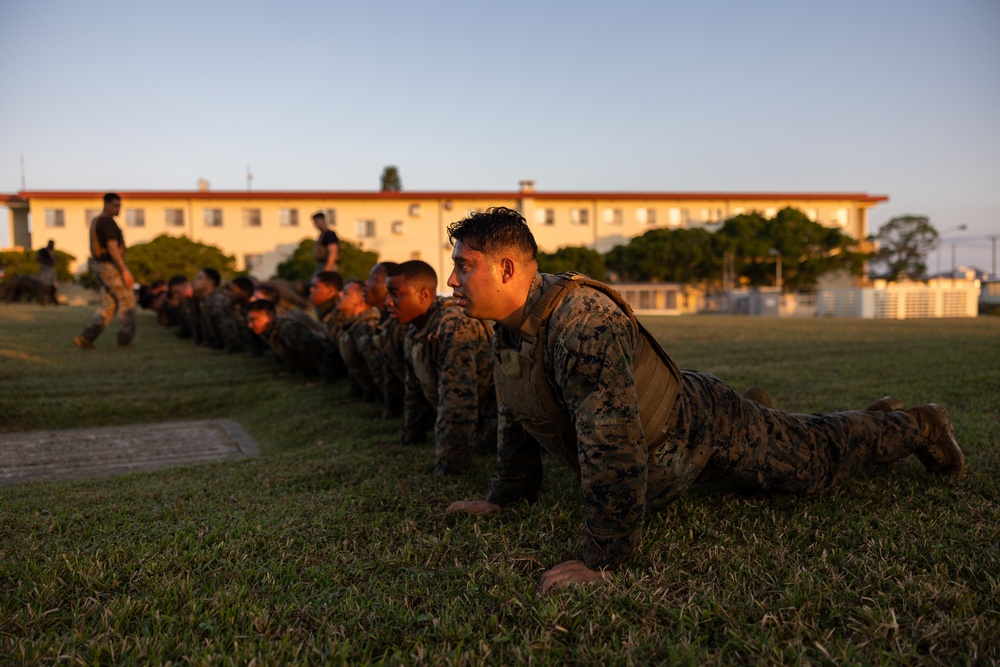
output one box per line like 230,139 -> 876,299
36,247 -> 55,267
316,229 -> 339,264
91,215 -> 125,262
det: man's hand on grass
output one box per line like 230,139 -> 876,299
445,500 -> 499,515
536,560 -> 610,594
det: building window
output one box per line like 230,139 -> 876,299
126,209 -> 145,227
534,208 -> 555,225
391,220 -> 405,235
835,208 -> 849,227
165,208 -> 185,227
279,208 -> 299,227
244,253 -> 263,273
243,208 -> 261,227
85,209 -> 101,224
44,209 -> 65,227
356,220 -> 375,238
570,208 -> 590,226
325,209 -> 337,227
637,208 -> 657,226
204,209 -> 223,227
765,207 -> 777,218
408,204 -> 421,217
603,208 -> 623,226
667,207 -> 689,227
701,207 -> 724,223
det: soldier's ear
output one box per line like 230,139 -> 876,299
500,257 -> 516,283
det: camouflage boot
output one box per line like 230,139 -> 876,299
866,396 -> 904,412
742,386 -> 776,409
906,404 -> 967,480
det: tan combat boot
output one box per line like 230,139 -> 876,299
906,404 -> 967,481
743,386 -> 776,409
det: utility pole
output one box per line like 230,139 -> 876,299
990,234 -> 999,278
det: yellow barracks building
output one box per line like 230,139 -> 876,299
3,181 -> 887,293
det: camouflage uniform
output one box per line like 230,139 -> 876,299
261,315 -> 329,378
487,273 -> 923,570
369,313 -> 407,418
403,297 -> 496,475
202,287 -> 244,353
79,261 -> 136,344
338,306 -> 381,400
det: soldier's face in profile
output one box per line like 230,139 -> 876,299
448,241 -> 502,320
247,310 -> 271,335
386,276 -> 430,324
365,267 -> 388,307
337,283 -> 364,313
311,281 -> 337,306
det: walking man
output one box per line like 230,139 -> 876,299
74,193 -> 136,348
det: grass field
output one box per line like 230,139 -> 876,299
1,305 -> 998,665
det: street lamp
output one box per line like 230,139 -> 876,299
769,248 -> 782,291
936,224 -> 967,278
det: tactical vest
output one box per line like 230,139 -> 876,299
408,298 -> 493,406
371,315 -> 407,381
338,307 -> 380,361
493,273 -> 682,471
89,216 -> 114,262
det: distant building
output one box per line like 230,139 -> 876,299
2,183 -> 888,292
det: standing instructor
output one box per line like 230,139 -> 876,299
74,193 -> 136,349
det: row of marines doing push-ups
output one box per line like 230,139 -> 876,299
74,195 -> 967,593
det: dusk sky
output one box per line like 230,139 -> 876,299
1,0 -> 997,272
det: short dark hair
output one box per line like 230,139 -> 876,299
370,261 -> 398,280
387,260 -> 437,291
312,211 -> 326,221
447,206 -> 537,261
248,299 -> 276,316
167,274 -> 189,288
103,192 -> 121,204
314,271 -> 343,291
231,276 -> 255,294
254,285 -> 281,303
200,267 -> 221,287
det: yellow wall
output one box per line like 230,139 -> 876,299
12,190 -> 885,294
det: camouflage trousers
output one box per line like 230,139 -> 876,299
79,261 -> 136,344
665,371 -> 920,501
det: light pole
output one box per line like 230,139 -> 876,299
769,248 -> 782,291
936,224 -> 967,278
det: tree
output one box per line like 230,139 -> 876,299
273,238 -> 378,282
0,248 -> 75,283
715,208 -> 867,291
869,215 -> 938,281
121,235 -> 237,285
605,227 -> 721,285
380,166 -> 402,192
537,246 -> 608,280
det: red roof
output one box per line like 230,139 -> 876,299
6,189 -> 890,203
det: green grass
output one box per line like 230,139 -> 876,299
1,305 -> 998,665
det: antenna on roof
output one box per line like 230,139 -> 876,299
247,164 -> 254,192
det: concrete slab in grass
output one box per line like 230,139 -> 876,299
0,420 -> 260,486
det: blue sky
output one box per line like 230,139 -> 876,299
1,0 -> 997,271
